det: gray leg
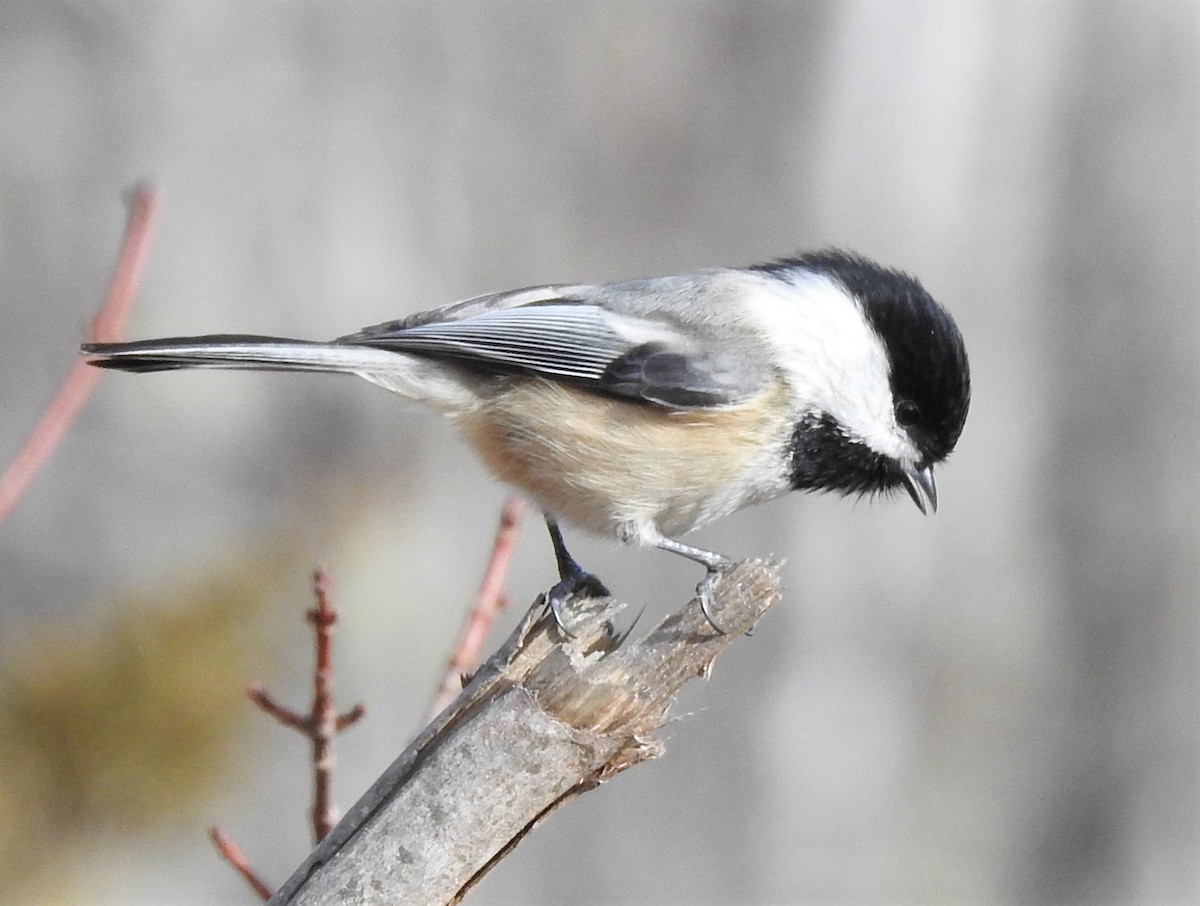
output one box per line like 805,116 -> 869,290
650,534 -> 736,633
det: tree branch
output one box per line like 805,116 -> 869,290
426,495 -> 525,720
209,826 -> 274,902
267,558 -> 782,906
0,183 -> 158,527
213,569 -> 365,897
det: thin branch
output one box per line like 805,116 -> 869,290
336,703 -> 367,732
0,183 -> 158,528
426,496 -> 525,720
246,685 -> 308,733
307,567 -> 363,842
243,569 -> 364,843
209,826 -> 274,902
214,569 -> 366,896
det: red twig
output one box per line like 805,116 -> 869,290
306,568 -> 363,842
212,569 -> 365,895
246,685 -> 308,732
0,183 -> 158,528
246,568 -> 364,843
209,826 -> 273,901
426,496 -> 525,720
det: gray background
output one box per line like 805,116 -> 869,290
1,1 -> 1197,904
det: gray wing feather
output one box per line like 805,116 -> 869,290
342,282 -> 771,408
348,304 -> 627,380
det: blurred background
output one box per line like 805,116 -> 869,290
1,2 -> 1196,904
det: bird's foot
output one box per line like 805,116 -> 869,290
647,531 -> 742,635
545,565 -> 611,639
543,513 -> 613,639
695,557 -> 737,635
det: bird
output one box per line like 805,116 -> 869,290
83,249 -> 970,633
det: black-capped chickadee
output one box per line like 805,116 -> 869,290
83,250 -> 970,631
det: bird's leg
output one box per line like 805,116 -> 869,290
651,535 -> 737,634
544,514 -> 610,638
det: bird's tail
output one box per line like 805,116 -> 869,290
82,334 -> 407,373
82,334 -> 476,409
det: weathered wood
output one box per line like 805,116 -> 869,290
268,559 -> 782,906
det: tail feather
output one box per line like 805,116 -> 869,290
82,334 -> 406,375
82,333 -> 479,410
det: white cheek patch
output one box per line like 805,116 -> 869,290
742,271 -> 917,462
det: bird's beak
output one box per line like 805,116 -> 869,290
902,464 -> 938,515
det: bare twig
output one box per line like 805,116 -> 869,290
268,559 -> 783,906
426,496 -> 525,720
246,685 -> 308,733
213,569 -> 366,896
306,568 -> 365,841
0,183 -> 158,528
209,826 -> 274,902
247,568 -> 365,843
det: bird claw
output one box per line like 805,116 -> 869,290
545,568 -> 610,639
543,514 -> 614,639
695,559 -> 737,634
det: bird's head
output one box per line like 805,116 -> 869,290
753,250 -> 971,513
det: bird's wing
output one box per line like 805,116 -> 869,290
340,285 -> 769,408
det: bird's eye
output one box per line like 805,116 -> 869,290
895,399 -> 921,427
